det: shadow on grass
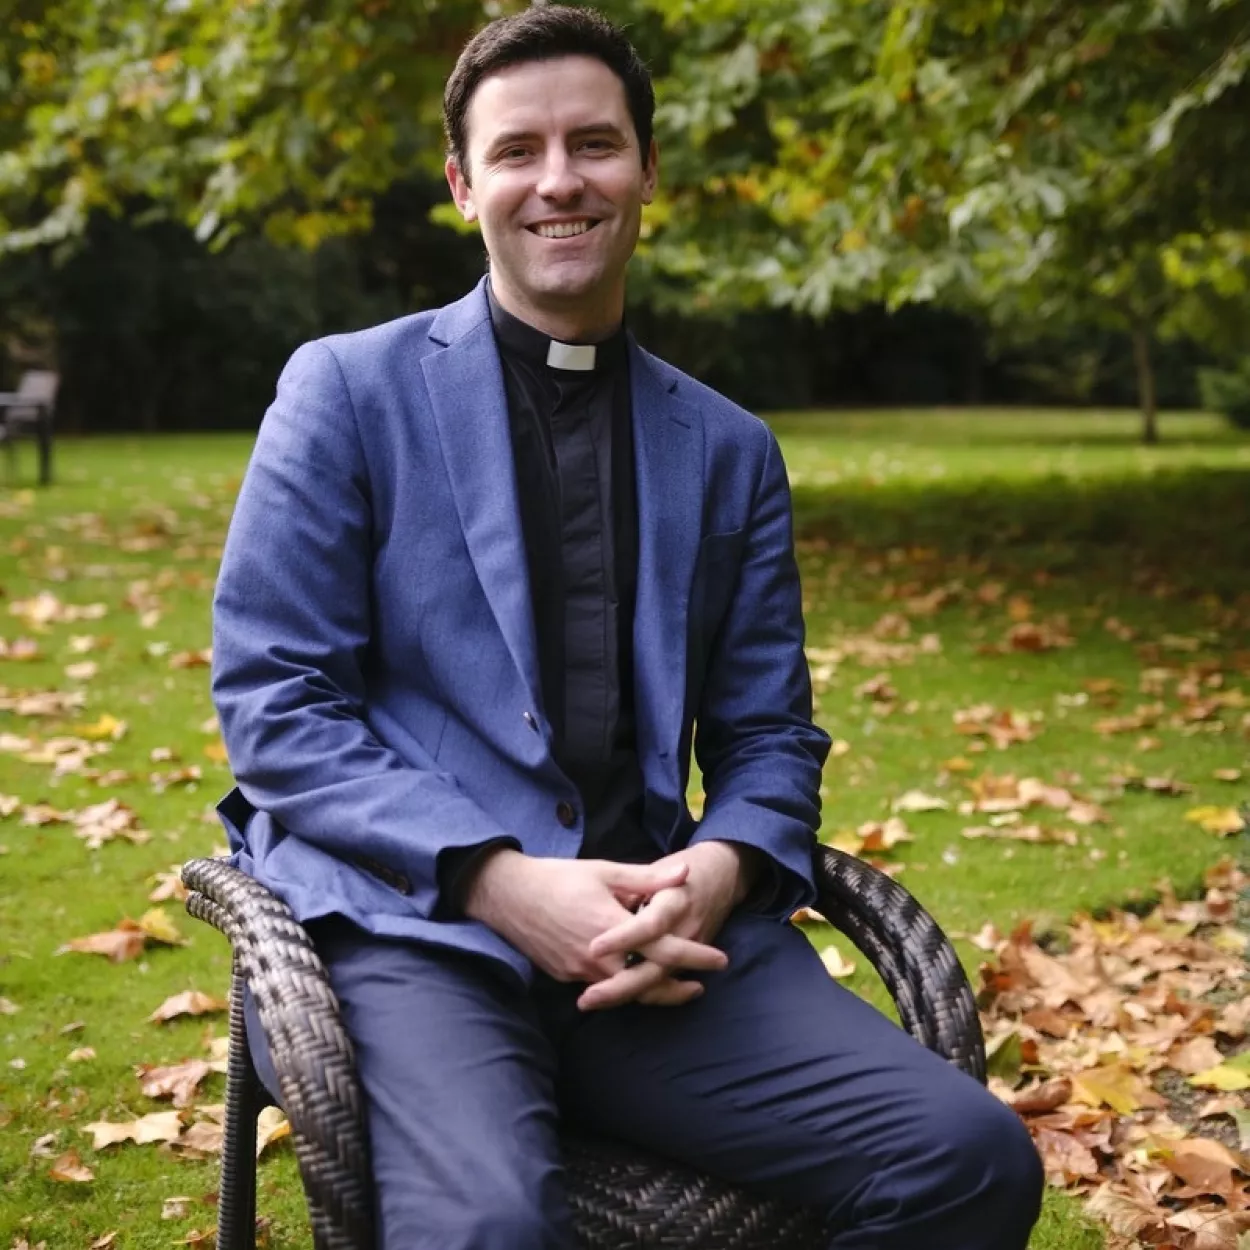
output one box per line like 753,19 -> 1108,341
794,465 -> 1250,599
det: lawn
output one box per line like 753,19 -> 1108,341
1,408 -> 1247,1250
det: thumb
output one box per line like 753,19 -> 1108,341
606,858 -> 689,900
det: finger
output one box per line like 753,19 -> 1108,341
637,933 -> 727,972
588,894 -> 688,958
576,961 -> 668,1012
605,858 -> 688,901
637,978 -> 705,1007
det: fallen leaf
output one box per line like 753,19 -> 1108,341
174,1119 -> 224,1156
1034,1126 -> 1100,1183
77,715 -> 127,742
892,789 -> 949,813
67,1047 -> 96,1063
1184,806 -> 1246,837
169,649 -> 212,669
1162,1136 -> 1246,1197
63,661 -> 98,682
148,991 -> 228,1025
89,1235 -> 118,1250
1071,1064 -> 1167,1115
1188,1064 -> 1250,1092
161,1196 -> 196,1220
1085,1186 -> 1165,1239
56,920 -> 148,963
0,997 -> 19,1015
1212,768 -> 1242,782
48,1149 -> 94,1183
256,1106 -> 290,1158
820,945 -> 856,979
137,907 -> 186,946
84,1110 -> 185,1150
171,1230 -> 215,1247
136,1060 -> 215,1108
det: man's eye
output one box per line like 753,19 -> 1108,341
500,147 -> 530,160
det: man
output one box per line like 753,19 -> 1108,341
212,7 -> 1044,1249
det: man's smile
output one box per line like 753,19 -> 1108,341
529,220 -> 600,239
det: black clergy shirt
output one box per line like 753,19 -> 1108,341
437,286 -> 653,912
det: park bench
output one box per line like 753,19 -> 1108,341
182,848 -> 986,1250
0,370 -> 58,486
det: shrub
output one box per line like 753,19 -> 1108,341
1198,361 -> 1250,429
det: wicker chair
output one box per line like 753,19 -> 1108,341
181,847 -> 986,1250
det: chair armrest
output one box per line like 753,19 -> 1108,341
810,846 -> 987,1083
182,858 -> 374,1250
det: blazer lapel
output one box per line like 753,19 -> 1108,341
629,343 -> 703,768
421,287 -> 541,711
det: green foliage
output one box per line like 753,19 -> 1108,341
1198,360 -> 1250,429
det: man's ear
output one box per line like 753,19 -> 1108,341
445,156 -> 477,223
641,139 -> 659,206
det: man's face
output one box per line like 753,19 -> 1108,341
446,55 -> 658,335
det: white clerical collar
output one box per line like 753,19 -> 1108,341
546,340 -> 597,371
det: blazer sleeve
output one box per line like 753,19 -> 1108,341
211,341 -> 516,919
688,429 -> 831,919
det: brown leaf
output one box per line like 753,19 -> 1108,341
148,991 -> 228,1025
169,648 -> 212,670
1169,1036 -> 1226,1076
174,1119 -> 224,1156
48,1149 -> 94,1183
56,921 -> 147,963
1162,1137 -> 1246,1198
1033,1126 -> 1101,1183
136,1060 -> 215,1108
89,1235 -> 118,1250
1085,1185 -> 1166,1238
1164,1206 -> 1250,1249
1011,1078 -> 1073,1116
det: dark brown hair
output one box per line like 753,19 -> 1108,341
443,5 -> 655,180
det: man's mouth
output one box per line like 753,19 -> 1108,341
530,220 -> 598,239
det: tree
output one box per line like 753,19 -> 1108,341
641,0 -> 1250,441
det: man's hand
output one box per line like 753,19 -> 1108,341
577,840 -> 762,1012
462,851 -> 729,1005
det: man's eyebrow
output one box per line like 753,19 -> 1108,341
485,122 -> 629,152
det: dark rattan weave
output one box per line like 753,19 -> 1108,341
182,847 -> 985,1250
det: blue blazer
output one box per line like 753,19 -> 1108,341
211,280 -> 830,985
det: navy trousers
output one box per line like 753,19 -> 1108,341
247,910 -> 1043,1249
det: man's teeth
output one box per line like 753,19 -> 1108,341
534,221 -> 593,238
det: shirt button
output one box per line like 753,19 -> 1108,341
556,801 -> 577,829
523,712 -> 539,733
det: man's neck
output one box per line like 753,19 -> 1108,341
488,281 -> 624,345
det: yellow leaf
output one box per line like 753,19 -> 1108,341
1188,1064 -> 1250,1092
137,907 -> 185,946
202,740 -> 228,765
1184,806 -> 1245,836
1071,1064 -> 1164,1115
77,714 -> 127,741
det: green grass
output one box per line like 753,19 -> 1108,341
2,408 -> 1248,1249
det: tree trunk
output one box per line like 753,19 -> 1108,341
1131,322 -> 1159,445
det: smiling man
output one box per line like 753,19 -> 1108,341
211,7 -> 1043,1249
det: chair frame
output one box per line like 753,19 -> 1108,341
0,370 -> 58,486
183,847 -> 986,1250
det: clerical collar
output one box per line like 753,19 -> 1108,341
487,281 -> 626,374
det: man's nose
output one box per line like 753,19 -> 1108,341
536,149 -> 585,200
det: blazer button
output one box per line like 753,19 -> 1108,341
556,801 -> 577,829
